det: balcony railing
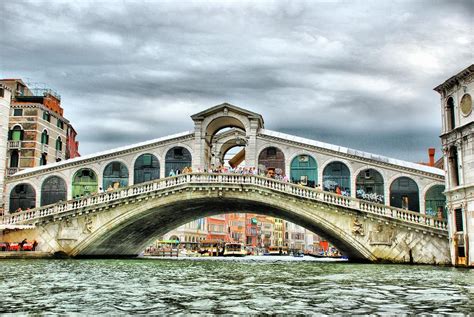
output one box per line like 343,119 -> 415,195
41,143 -> 49,153
7,168 -> 19,176
8,141 -> 20,149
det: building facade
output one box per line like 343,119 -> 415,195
434,64 -> 474,267
0,84 -> 12,213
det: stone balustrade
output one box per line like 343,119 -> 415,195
1,173 -> 448,232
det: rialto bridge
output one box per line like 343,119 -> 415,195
1,104 -> 449,263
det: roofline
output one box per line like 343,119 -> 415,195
191,102 -> 264,124
433,64 -> 474,93
260,129 -> 445,177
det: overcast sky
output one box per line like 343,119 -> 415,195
1,0 -> 472,163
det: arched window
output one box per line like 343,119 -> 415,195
258,147 -> 285,177
323,161 -> 351,195
165,147 -> 192,176
446,97 -> 455,130
9,125 -> 23,141
134,153 -> 160,184
103,161 -> 129,190
356,169 -> 384,203
56,137 -> 63,151
41,176 -> 67,206
72,168 -> 98,198
425,185 -> 446,219
290,155 -> 317,187
390,177 -> 419,212
10,150 -> 19,168
40,153 -> 47,166
449,146 -> 460,187
41,130 -> 49,145
9,183 -> 36,212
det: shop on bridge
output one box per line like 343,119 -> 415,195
72,168 -> 98,198
390,177 -> 419,212
9,183 -> 35,212
134,153 -> 160,184
355,169 -> 384,204
41,176 -> 67,206
103,161 -> 129,190
290,154 -> 317,187
165,146 -> 192,176
425,184 -> 446,219
258,147 -> 285,177
323,161 -> 350,195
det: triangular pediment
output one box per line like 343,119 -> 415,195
191,102 -> 264,126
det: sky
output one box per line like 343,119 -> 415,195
1,0 -> 473,163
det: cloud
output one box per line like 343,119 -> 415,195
0,0 -> 472,162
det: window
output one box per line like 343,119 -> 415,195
455,208 -> 463,232
446,97 -> 455,130
449,147 -> 460,186
57,119 -> 64,129
267,147 -> 277,157
0,88 -> 4,97
13,109 -> 23,116
41,130 -> 49,145
174,147 -> 184,158
10,150 -> 19,168
55,137 -> 62,151
43,111 -> 51,122
40,154 -> 47,166
9,126 -> 23,141
458,247 -> 466,257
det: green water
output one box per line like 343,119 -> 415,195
0,257 -> 472,314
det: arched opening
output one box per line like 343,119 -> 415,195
222,145 -> 246,169
290,155 -> 317,187
41,176 -> 67,206
41,130 -> 49,145
134,154 -> 160,184
206,117 -> 246,144
258,147 -> 285,177
10,150 -> 19,168
390,177 -> 419,212
323,162 -> 350,195
449,146 -> 460,186
8,125 -> 23,141
165,147 -> 192,176
103,161 -> 129,191
356,169 -> 384,203
425,185 -> 446,219
72,168 -> 98,198
446,97 -> 455,130
56,137 -> 63,151
9,183 -> 36,212
40,153 -> 47,166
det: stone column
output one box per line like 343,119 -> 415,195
245,119 -> 259,168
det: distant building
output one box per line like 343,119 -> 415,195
226,213 -> 246,243
273,218 -> 285,247
0,79 -> 80,177
0,84 -> 12,213
434,64 -> 474,267
206,214 -> 229,242
285,221 -> 305,251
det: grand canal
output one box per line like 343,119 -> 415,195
0,257 -> 472,314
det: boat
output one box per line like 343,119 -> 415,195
223,243 -> 246,257
265,246 -> 289,255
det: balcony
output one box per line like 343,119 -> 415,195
7,168 -> 19,176
56,149 -> 63,159
8,140 -> 20,149
41,143 -> 49,153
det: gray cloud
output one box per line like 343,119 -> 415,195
1,0 -> 472,162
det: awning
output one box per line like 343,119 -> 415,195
0,224 -> 35,230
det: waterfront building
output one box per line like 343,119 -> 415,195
226,213 -> 246,243
206,214 -> 230,242
162,218 -> 207,247
0,79 -> 80,178
245,213 -> 259,246
284,221 -> 306,251
0,84 -> 12,214
257,215 -> 275,248
434,64 -> 474,267
273,218 -> 285,247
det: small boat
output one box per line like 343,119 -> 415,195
265,246 -> 289,256
223,243 -> 246,257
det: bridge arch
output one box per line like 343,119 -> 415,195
258,146 -> 286,176
133,153 -> 161,185
389,176 -> 420,212
9,182 -> 36,212
70,191 -> 376,262
72,168 -> 99,198
102,161 -> 129,191
41,175 -> 67,206
321,160 -> 352,195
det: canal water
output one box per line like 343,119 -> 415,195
0,257 -> 472,314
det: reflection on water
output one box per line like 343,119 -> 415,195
0,257 -> 472,314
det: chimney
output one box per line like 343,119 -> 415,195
428,148 -> 435,167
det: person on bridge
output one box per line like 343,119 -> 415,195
169,169 -> 175,177
336,186 -> 342,195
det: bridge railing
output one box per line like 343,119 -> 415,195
1,173 -> 447,231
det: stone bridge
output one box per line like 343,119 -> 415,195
1,103 -> 449,263
2,173 -> 449,263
